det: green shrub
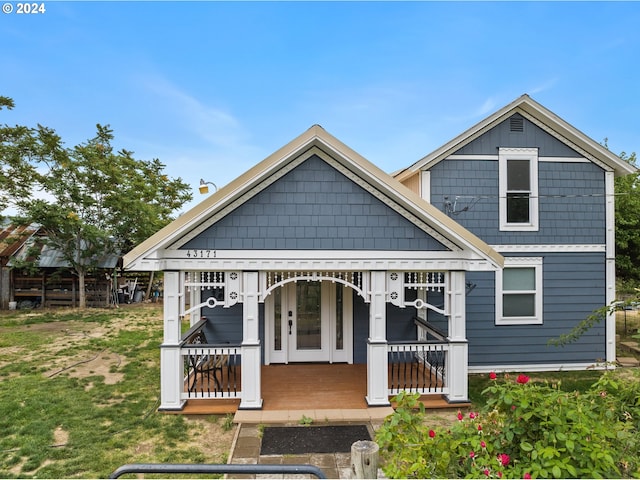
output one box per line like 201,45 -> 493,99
376,370 -> 640,478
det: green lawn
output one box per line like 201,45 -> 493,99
1,305 -> 636,478
0,305 -> 234,479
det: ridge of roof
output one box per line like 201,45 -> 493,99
395,94 -> 636,182
124,125 -> 503,270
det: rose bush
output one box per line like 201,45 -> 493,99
376,369 -> 640,478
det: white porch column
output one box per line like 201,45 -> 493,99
605,171 -> 616,365
367,270 -> 390,406
239,271 -> 263,409
159,270 -> 185,411
446,270 -> 469,403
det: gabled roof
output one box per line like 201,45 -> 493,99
7,231 -> 120,269
395,94 -> 636,183
0,224 -> 39,261
124,125 -> 503,270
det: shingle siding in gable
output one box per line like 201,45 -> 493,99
429,158 -> 606,245
466,252 -> 606,367
184,154 -> 449,251
455,115 -> 582,157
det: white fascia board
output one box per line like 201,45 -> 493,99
492,244 -> 606,253
134,249 -> 501,272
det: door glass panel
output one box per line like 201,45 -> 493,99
335,285 -> 343,350
273,287 -> 281,351
296,281 -> 321,350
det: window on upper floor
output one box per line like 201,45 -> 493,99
496,257 -> 543,325
499,147 -> 539,231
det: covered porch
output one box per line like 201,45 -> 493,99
122,127 -> 503,416
177,301 -> 460,416
177,363 -> 464,418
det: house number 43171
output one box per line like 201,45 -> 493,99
186,249 -> 216,258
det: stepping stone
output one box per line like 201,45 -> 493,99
617,357 -> 640,367
620,341 -> 640,354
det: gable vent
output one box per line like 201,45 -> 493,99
510,116 -> 524,132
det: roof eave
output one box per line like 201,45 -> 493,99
395,94 -> 636,181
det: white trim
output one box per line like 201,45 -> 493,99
420,170 -> 431,202
468,362 -> 612,374
605,171 -> 616,259
605,171 -> 616,364
499,147 -> 539,231
444,154 -> 590,163
446,154 -> 498,161
492,244 -> 605,253
539,157 -> 590,163
331,284 -> 353,363
134,249 -> 500,273
496,257 -> 543,326
265,281 -> 354,364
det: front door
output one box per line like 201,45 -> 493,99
266,281 -> 353,364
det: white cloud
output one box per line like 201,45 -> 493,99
528,78 -> 558,96
135,73 -> 247,149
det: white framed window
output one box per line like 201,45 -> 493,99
496,257 -> 543,325
499,147 -> 539,231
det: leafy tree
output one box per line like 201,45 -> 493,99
614,150 -> 640,283
0,96 -> 63,214
2,97 -> 192,308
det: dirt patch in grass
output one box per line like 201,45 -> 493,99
0,304 -> 238,477
53,426 -> 69,446
183,416 -> 237,461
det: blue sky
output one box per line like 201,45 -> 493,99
2,1 -> 639,213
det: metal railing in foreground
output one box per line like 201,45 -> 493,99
110,462 -> 327,478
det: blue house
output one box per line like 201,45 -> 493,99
395,95 -> 634,373
123,95 -> 634,413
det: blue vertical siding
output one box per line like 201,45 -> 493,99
466,252 -> 607,366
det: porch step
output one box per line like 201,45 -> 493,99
166,399 -> 240,415
418,396 -> 471,410
234,407 -> 395,424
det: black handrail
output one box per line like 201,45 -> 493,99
110,463 -> 327,478
180,318 -> 208,345
412,316 -> 447,341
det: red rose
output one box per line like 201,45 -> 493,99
428,429 -> 436,438
498,453 -> 510,466
517,374 -> 530,384
489,371 -> 497,380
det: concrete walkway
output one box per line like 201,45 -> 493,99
227,408 -> 393,479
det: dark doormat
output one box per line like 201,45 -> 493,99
260,425 -> 371,455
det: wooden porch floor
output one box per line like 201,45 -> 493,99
179,363 -> 461,415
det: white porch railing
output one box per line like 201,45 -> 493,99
387,341 -> 449,396
180,320 -> 241,400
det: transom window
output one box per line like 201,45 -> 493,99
499,148 -> 539,231
496,257 -> 543,325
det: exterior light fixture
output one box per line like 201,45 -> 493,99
199,179 -> 218,195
